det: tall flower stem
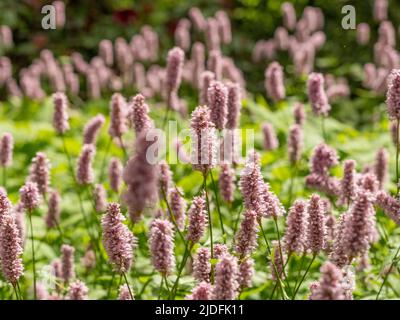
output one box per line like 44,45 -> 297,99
259,222 -> 287,300
273,217 -> 288,281
122,272 -> 134,300
287,164 -> 298,208
2,167 -> 6,188
28,210 -> 37,300
210,170 -> 226,243
170,241 -> 193,299
321,117 -> 327,141
12,283 -> 20,300
292,254 -> 316,299
99,137 -> 112,183
203,173 -> 213,258
376,244 -> 400,299
107,272 -> 116,299
158,277 -> 164,300
118,136 -> 128,162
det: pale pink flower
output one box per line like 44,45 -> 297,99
308,72 -> 331,116
61,244 -> 75,283
193,247 -> 211,283
0,132 -> 13,167
28,152 -> 51,195
306,194 -> 326,254
238,258 -> 254,288
284,200 -> 307,254
108,93 -> 127,139
94,184 -> 107,213
45,190 -> 61,228
374,148 -> 388,189
101,203 -> 136,273
235,210 -> 258,257
265,62 -> 285,102
309,262 -> 345,300
83,114 -> 105,145
52,92 -> 69,134
207,80 -> 228,130
212,254 -> 239,300
262,122 -> 279,150
109,158 -> 122,193
169,187 -> 186,231
19,181 -> 40,211
149,219 -> 175,275
67,280 -> 88,300
76,144 -> 95,185
186,281 -> 212,300
219,162 -> 235,203
186,195 -> 208,244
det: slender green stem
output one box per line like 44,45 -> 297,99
287,164 -> 297,208
259,222 -> 287,300
122,272 -> 134,300
210,170 -> 226,244
28,212 -> 37,300
118,136 -> 128,161
2,166 -> 6,188
292,254 -> 316,299
203,173 -> 213,259
162,106 -> 170,129
321,117 -> 327,141
12,283 -> 20,300
158,277 -> 164,300
99,137 -> 112,183
273,217 -> 288,281
164,275 -> 172,298
376,244 -> 400,299
170,242 -> 192,299
16,280 -> 23,300
107,272 -> 116,299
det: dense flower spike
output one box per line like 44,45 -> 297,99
374,148 -> 388,189
338,160 -> 357,206
186,281 -> 212,300
149,219 -> 175,275
94,184 -> 107,212
235,210 -> 258,257
61,244 -> 75,283
225,82 -> 241,129
293,102 -> 306,125
52,92 -> 69,134
0,187 -> 11,226
19,181 -> 40,211
193,247 -> 211,283
108,93 -> 127,139
212,254 -> 239,300
118,284 -> 134,300
129,94 -> 153,135
0,132 -> 13,167
356,23 -> 370,45
166,47 -> 184,106
238,258 -> 255,288
186,194 -> 208,243
375,191 -> 400,224
207,80 -> 228,130
306,194 -> 326,254
190,105 -> 216,173
101,203 -> 136,273
213,243 -> 229,259
207,50 -> 222,81
239,151 -> 265,219
309,262 -> 345,300
219,162 -> 235,203
169,187 -> 186,231
67,280 -> 89,300
262,182 -> 285,218
81,248 -> 96,271
108,158 -> 122,193
0,214 -> 24,285
76,144 -> 95,185
341,192 -> 375,260
83,114 -> 105,145
261,122 -> 279,151
123,131 -> 159,222
200,71 -> 215,105
265,62 -> 285,102
309,143 -> 339,176
28,152 -> 51,195
158,161 -> 172,197
288,124 -> 303,164
307,72 -> 331,116
281,2 -> 297,30
45,190 -> 61,228
387,69 -> 400,119
284,200 -> 307,254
